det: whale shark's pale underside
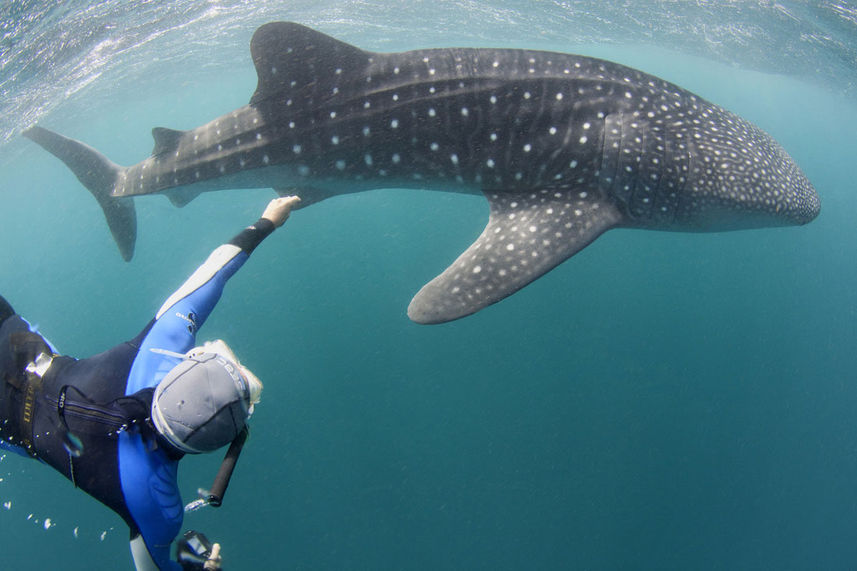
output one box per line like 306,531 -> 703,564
23,22 -> 819,324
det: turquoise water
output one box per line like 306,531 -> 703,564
2,3 -> 857,569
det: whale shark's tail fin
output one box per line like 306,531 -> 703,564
22,126 -> 137,261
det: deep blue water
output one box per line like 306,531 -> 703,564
1,2 -> 857,569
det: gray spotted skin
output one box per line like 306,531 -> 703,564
23,22 -> 819,324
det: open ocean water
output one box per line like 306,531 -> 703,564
1,1 -> 856,569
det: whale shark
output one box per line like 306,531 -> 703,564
23,21 -> 819,324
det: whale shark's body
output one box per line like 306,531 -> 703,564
24,22 -> 819,323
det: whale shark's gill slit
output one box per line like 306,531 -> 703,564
599,113 -> 623,203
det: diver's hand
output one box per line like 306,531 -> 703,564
261,196 -> 301,227
203,543 -> 222,570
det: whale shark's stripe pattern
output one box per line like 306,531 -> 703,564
23,22 -> 819,323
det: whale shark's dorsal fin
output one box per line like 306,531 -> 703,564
249,21 -> 372,106
152,127 -> 184,156
407,189 -> 623,324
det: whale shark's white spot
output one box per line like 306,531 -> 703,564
292,145 -> 301,154
363,126 -> 371,136
392,153 -> 401,164
430,143 -> 439,151
461,107 -> 469,117
523,144 -> 532,152
364,154 -> 373,166
391,119 -> 399,128
428,108 -> 437,117
490,95 -> 497,104
331,135 -> 340,145
298,166 -> 310,176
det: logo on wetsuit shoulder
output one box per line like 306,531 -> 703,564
175,311 -> 199,334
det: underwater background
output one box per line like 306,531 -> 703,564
1,1 -> 856,569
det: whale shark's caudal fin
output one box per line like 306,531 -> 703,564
22,126 -> 137,261
407,189 -> 622,324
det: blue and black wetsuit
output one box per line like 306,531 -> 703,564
0,218 -> 276,570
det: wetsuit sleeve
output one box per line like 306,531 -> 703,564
228,217 -> 275,253
124,218 -> 275,395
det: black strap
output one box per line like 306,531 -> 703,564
9,331 -> 52,375
18,363 -> 43,456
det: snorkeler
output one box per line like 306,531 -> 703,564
0,195 -> 300,570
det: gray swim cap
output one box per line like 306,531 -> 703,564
152,352 -> 253,454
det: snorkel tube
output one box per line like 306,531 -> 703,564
207,427 -> 248,507
184,427 -> 248,512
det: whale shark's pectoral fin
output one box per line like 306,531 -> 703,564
408,189 -> 622,324
164,188 -> 202,207
274,186 -> 334,208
